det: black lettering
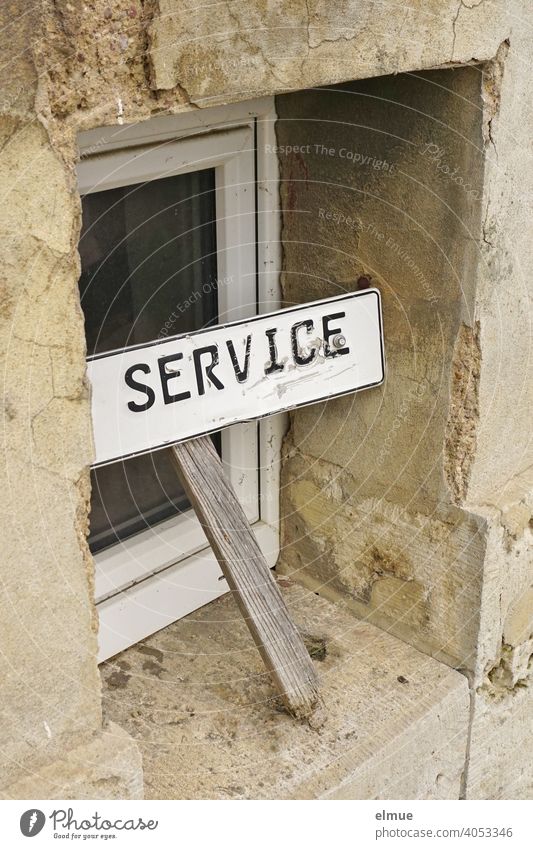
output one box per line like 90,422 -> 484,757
226,336 -> 251,383
125,363 -> 155,412
193,345 -> 224,395
322,312 -> 350,358
158,352 -> 191,405
264,327 -> 284,375
290,319 -> 317,366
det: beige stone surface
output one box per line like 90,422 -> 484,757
473,509 -> 533,686
0,3 -> 142,795
100,582 -> 469,800
274,68 -> 490,674
466,687 -> 533,799
464,514 -> 533,799
0,116 -> 106,787
272,41 -> 533,797
275,67 -> 485,516
1,723 -> 143,800
456,41 -> 533,806
279,449 -> 487,672
148,0 -> 509,101
467,30 -> 533,505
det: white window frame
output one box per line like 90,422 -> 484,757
77,98 -> 284,662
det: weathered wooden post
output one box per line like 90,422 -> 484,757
171,436 -> 319,718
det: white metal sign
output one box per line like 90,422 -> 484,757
88,290 -> 384,467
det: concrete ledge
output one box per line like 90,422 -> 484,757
1,722 -> 143,800
101,581 -> 469,799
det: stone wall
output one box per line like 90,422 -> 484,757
275,60 -> 532,800
276,67 -> 487,669
0,0 -> 530,799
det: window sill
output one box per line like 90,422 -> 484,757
96,520 -> 278,662
100,578 -> 470,799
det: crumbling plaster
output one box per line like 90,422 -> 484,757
275,67 -> 488,668
147,0 -> 509,100
0,0 -> 530,799
273,35 -> 532,798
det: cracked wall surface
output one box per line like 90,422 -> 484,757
461,22 -> 533,801
0,0 -> 530,799
0,99 -> 105,793
147,0 -> 509,100
274,49 -> 532,797
275,68 -> 488,671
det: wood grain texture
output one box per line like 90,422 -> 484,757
171,436 -> 319,719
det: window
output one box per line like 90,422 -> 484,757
77,99 -> 283,661
80,169 -> 218,554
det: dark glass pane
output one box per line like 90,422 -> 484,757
89,433 -> 221,553
79,169 -> 217,353
78,169 -> 218,553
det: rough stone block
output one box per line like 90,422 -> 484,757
275,68 -> 485,516
1,723 -> 143,800
148,0 -> 508,101
466,688 -> 533,799
279,447 -> 486,672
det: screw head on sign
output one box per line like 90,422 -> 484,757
332,334 -> 346,350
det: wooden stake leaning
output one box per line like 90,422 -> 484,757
171,435 -> 320,720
